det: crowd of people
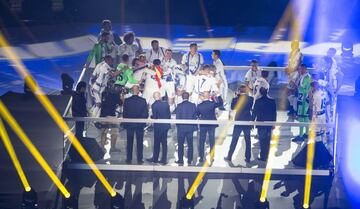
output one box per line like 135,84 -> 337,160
71,20 -> 341,166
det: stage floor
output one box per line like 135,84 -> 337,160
67,109 -> 333,176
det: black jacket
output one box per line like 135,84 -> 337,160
151,100 -> 171,130
253,96 -> 277,127
123,95 -> 149,128
196,99 -> 222,127
175,100 -> 198,131
71,91 -> 87,117
231,94 -> 253,121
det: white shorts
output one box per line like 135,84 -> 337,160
314,114 -> 326,135
161,81 -> 175,98
185,74 -> 196,93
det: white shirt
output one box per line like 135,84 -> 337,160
253,77 -> 270,96
245,68 -> 261,89
213,58 -> 226,81
143,68 -> 161,91
194,75 -> 219,94
146,47 -> 165,63
118,43 -> 139,63
161,58 -> 177,81
91,61 -> 112,91
312,89 -> 328,114
181,52 -> 204,75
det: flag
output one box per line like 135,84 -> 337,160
154,65 -> 163,89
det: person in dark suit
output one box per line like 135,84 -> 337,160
253,87 -> 277,161
123,85 -> 149,164
225,84 -> 254,162
72,81 -> 87,138
196,91 -> 223,163
147,91 -> 171,164
175,92 -> 197,165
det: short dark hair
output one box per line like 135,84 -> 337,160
259,87 -> 268,96
202,64 -> 211,71
104,55 -> 112,60
300,63 -> 307,68
76,81 -> 87,91
261,70 -> 269,78
101,31 -> 110,36
123,32 -> 135,43
182,92 -> 190,100
239,84 -> 247,93
153,59 -> 161,65
311,81 -> 319,88
190,42 -> 197,47
165,48 -> 172,53
213,50 -> 221,57
132,57 -> 139,66
251,59 -> 258,64
122,54 -> 129,62
151,40 -> 159,45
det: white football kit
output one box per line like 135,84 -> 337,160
181,52 -> 204,93
245,68 -> 262,94
213,58 -> 228,101
161,58 -> 177,98
146,47 -> 165,63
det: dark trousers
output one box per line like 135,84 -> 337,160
199,126 -> 216,160
177,129 -> 194,163
258,127 -> 272,160
153,128 -> 169,162
227,125 -> 251,160
75,121 -> 84,138
126,127 -> 144,162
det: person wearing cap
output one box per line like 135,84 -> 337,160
181,43 -> 204,95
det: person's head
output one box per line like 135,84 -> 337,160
311,81 -> 319,91
165,49 -> 172,59
122,54 -> 130,64
123,32 -> 135,44
259,87 -> 268,97
250,59 -> 258,71
261,70 -> 269,79
209,65 -> 216,77
101,20 -> 112,31
76,81 -> 87,93
291,40 -> 300,51
153,91 -> 161,101
182,92 -> 190,100
327,48 -> 337,58
153,59 -> 161,66
139,54 -> 147,63
151,40 -> 159,51
132,57 -> 140,67
200,64 -> 211,75
104,55 -> 113,66
298,63 -> 307,75
189,43 -> 198,54
100,31 -> 110,43
238,84 -> 247,94
212,50 -> 221,60
132,85 -> 140,95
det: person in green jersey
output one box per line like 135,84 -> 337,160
115,54 -> 139,87
84,31 -> 115,69
293,64 -> 312,142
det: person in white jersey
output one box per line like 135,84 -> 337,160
181,43 -> 204,95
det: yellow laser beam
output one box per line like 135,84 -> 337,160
0,33 -> 116,197
0,118 -> 31,192
303,122 -> 316,208
259,126 -> 281,202
0,101 -> 70,198
186,95 -> 248,199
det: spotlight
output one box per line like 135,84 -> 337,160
21,188 -> 38,209
180,195 -> 194,209
341,40 -> 354,59
61,73 -> 74,95
110,192 -> 125,209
